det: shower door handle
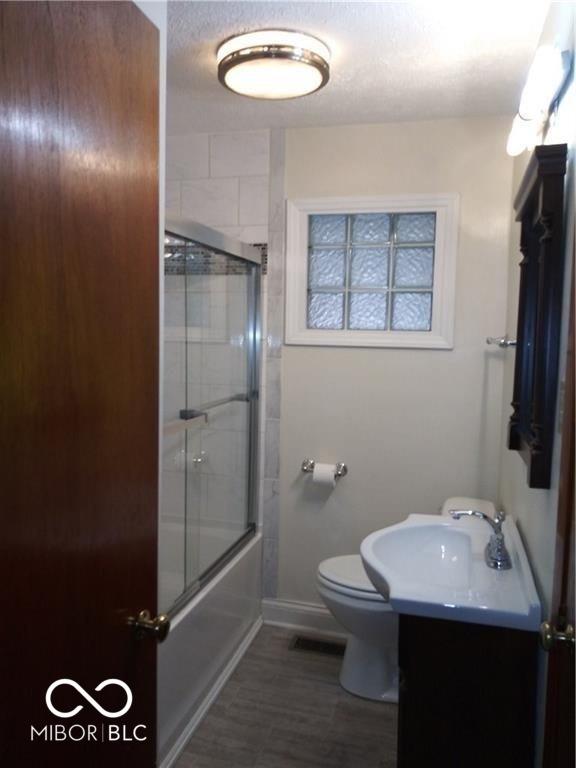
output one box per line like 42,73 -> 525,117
128,610 -> 170,643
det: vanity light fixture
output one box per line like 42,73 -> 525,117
506,114 -> 539,157
217,30 -> 330,100
518,45 -> 566,121
506,45 -> 570,156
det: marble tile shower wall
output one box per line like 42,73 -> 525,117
261,130 -> 285,598
165,127 -> 283,600
166,130 -> 270,245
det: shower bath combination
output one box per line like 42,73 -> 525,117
160,219 -> 261,615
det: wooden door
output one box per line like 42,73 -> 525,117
543,260 -> 575,768
0,2 -> 159,765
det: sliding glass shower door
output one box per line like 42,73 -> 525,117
160,224 -> 260,612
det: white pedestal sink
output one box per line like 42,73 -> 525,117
361,514 -> 541,630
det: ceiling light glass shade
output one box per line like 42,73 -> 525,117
518,46 -> 566,121
217,30 -> 330,99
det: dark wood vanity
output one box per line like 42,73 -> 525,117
396,614 -> 539,767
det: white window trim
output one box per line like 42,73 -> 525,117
285,194 -> 459,349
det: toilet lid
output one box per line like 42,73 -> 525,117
318,555 -> 378,594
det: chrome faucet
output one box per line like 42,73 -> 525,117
449,509 -> 512,570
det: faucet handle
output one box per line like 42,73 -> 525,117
449,509 -> 511,570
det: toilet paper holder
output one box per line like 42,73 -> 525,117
301,458 -> 348,478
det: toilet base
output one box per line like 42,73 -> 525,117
339,636 -> 399,703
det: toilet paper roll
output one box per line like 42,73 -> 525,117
312,462 -> 336,488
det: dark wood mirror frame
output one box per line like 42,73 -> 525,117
509,143 -> 568,489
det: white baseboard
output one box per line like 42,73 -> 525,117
262,598 -> 347,639
159,616 -> 263,768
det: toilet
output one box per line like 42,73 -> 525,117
317,497 -> 496,702
317,554 -> 398,702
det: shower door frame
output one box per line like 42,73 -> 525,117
164,217 -> 261,616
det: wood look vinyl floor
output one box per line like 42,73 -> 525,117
175,626 -> 398,768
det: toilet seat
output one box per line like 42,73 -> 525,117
318,555 -> 387,602
317,555 -> 398,701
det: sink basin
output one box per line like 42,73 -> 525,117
361,514 -> 541,630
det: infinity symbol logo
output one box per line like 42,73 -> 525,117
45,679 -> 133,719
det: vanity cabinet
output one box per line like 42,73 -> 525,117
397,614 -> 539,768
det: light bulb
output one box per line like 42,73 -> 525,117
506,114 -> 538,157
519,46 -> 565,121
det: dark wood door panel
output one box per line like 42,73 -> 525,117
543,257 -> 575,768
0,2 -> 159,765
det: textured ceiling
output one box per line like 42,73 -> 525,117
167,1 -> 549,135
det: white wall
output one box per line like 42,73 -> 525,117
498,3 -> 575,617
279,117 -> 514,604
166,129 -> 270,244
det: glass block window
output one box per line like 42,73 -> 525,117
286,194 -> 458,348
307,213 -> 436,331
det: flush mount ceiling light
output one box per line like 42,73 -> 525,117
217,30 -> 330,100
